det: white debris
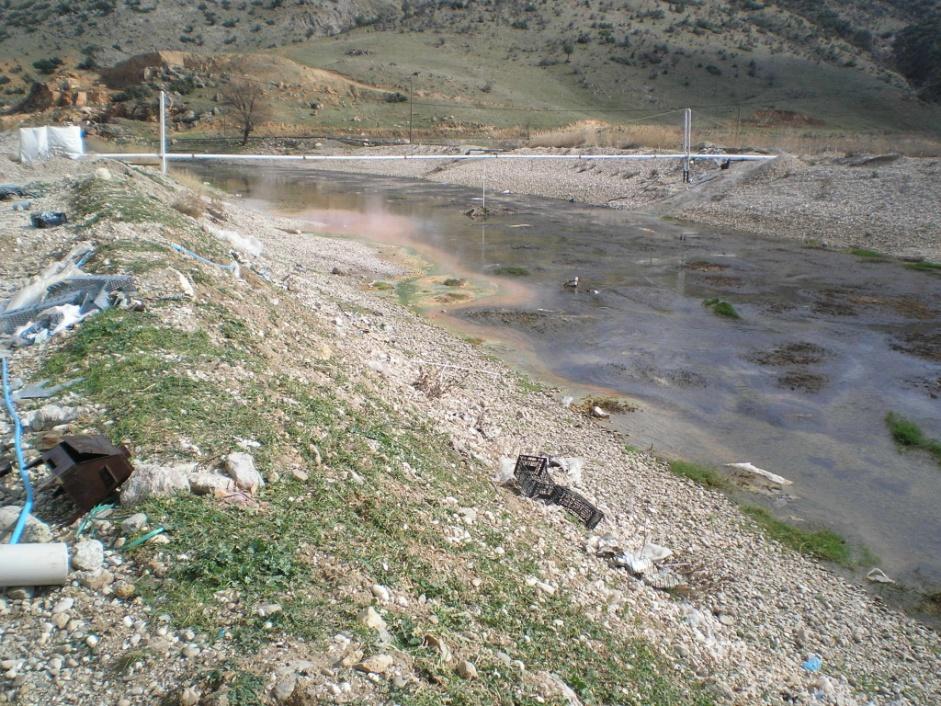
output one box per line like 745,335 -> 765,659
724,462 -> 792,489
866,568 -> 895,584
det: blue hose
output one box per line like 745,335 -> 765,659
1,357 -> 32,544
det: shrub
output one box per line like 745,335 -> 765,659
32,57 -> 63,74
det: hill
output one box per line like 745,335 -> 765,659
1,0 -> 939,137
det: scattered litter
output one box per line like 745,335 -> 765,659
205,223 -> 263,256
13,377 -> 81,401
30,212 -> 68,229
513,455 -> 604,529
724,462 -> 792,490
548,456 -> 584,485
492,457 -> 517,486
0,244 -> 134,347
0,184 -> 28,200
590,406 -> 609,419
588,534 -> 685,590
11,200 -> 32,212
122,527 -> 167,551
36,436 -> 134,518
169,242 -> 239,275
866,568 -> 895,584
802,654 -> 822,673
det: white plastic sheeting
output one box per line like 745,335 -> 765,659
19,126 -> 84,163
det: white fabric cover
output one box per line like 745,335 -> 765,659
19,127 -> 48,163
46,126 -> 84,159
19,126 -> 83,163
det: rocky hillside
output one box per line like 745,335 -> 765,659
0,0 -> 939,134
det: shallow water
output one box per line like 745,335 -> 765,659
184,164 -> 941,595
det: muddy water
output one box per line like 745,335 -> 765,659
184,164 -> 941,597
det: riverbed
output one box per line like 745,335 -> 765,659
182,163 -> 941,597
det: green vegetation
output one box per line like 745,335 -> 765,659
849,248 -> 886,259
894,14 -> 941,102
740,505 -> 852,565
32,56 -> 62,74
41,308 -> 271,459
885,412 -> 941,465
905,261 -> 941,273
667,460 -> 730,491
703,298 -> 740,319
491,265 -> 531,277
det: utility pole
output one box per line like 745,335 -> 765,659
159,91 -> 168,175
408,75 -> 414,145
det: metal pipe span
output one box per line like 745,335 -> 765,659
89,152 -> 775,163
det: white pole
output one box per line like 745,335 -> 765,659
682,108 -> 691,184
482,168 -> 486,213
159,91 -> 167,175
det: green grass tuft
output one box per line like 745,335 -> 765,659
667,460 -> 730,490
741,505 -> 851,565
885,412 -> 941,465
905,261 -> 941,273
848,248 -> 886,259
703,298 -> 740,319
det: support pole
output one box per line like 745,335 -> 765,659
159,91 -> 168,175
482,168 -> 486,213
682,107 -> 692,184
408,77 -> 414,145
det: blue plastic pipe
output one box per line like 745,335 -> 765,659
1,358 -> 32,544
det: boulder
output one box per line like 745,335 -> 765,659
0,505 -> 53,543
120,462 -> 192,505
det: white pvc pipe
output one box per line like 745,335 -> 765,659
0,543 -> 70,586
87,152 -> 775,163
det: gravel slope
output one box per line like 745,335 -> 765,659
1,143 -> 940,705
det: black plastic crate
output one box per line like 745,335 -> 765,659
549,486 -> 605,530
514,455 -> 553,498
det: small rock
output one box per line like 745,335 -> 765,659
371,584 -> 391,603
256,603 -> 282,617
224,452 -> 265,493
189,472 -> 235,496
422,634 -> 452,663
455,660 -> 478,679
290,467 -> 309,482
52,597 -> 74,614
71,540 -> 104,572
180,686 -> 201,706
95,167 -> 112,181
590,406 -> 609,419
360,606 -> 387,631
53,613 -> 70,629
79,569 -> 114,590
121,513 -> 148,533
272,673 -> 297,703
355,654 -> 393,675
85,635 -> 99,649
114,581 -> 136,599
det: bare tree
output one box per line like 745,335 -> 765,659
222,78 -> 268,146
